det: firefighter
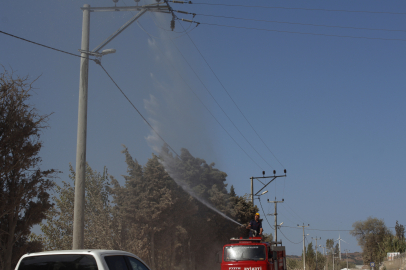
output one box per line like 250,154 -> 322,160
246,213 -> 263,237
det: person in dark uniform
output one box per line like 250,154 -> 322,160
247,213 -> 263,237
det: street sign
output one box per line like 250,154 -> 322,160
370,262 -> 375,267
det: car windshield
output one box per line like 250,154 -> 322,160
17,254 -> 98,270
224,245 -> 266,261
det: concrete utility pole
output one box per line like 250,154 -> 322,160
298,223 -> 310,270
73,4 -> 90,250
251,176 -> 254,204
72,2 -> 170,250
250,170 -> 286,206
345,249 -> 350,269
268,198 -> 284,243
312,237 -> 321,270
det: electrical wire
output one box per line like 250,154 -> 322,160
167,33 -> 270,170
131,11 -> 263,170
281,225 -> 352,232
283,202 -> 306,223
197,22 -> 406,42
180,22 -> 285,169
258,197 -> 275,229
192,3 -> 406,15
279,227 -> 303,244
194,13 -> 406,33
97,62 -> 180,158
0,30 -> 94,60
0,29 -> 182,160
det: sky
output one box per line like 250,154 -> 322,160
1,0 -> 406,257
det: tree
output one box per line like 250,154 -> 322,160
40,164 -> 115,250
262,233 -> 273,243
326,239 -> 334,254
395,221 -> 405,241
350,217 -> 391,264
306,242 -> 316,270
0,69 -> 55,270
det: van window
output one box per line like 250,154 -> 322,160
17,254 -> 98,270
104,256 -> 128,270
126,256 -> 149,270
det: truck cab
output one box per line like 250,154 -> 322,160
221,237 -> 287,270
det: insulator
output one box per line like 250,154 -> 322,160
170,19 -> 175,31
273,170 -> 276,175
181,18 -> 193,23
177,10 -> 188,14
284,169 -> 287,174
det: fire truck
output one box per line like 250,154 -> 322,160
219,237 -> 287,270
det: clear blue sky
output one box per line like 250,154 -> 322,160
2,0 -> 406,256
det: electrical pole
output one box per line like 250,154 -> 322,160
345,249 -> 349,269
268,198 -> 284,243
72,2 -> 171,249
72,4 -> 90,250
298,223 -> 310,270
312,237 -> 321,270
250,170 -> 286,206
251,176 -> 254,204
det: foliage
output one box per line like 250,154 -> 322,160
326,239 -> 334,254
0,69 -> 55,270
395,221 -> 405,241
41,146 -> 258,270
286,257 -> 300,270
350,216 -> 392,264
39,164 -> 114,250
263,233 -> 273,243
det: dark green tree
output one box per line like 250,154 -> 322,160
0,69 -> 55,270
395,221 -> 405,241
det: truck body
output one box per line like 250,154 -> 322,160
221,237 -> 287,270
14,249 -> 151,270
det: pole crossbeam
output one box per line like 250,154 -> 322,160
81,4 -> 170,12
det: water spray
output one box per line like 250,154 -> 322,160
159,151 -> 246,228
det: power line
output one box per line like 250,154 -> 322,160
197,22 -> 406,42
0,30 -> 93,60
258,198 -> 275,230
133,11 -> 264,170
281,225 -> 352,232
283,202 -> 305,223
124,0 -> 265,170
97,62 -> 180,158
194,13 -> 406,33
192,3 -> 406,15
180,22 -> 285,169
279,227 -> 303,245
167,32 -> 272,170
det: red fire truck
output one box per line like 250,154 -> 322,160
219,237 -> 287,270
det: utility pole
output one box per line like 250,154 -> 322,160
298,223 -> 310,270
345,249 -> 350,269
320,246 -> 326,256
312,237 -> 321,270
268,198 -> 284,244
73,4 -> 90,250
251,176 -> 254,204
72,1 -> 171,249
250,170 -> 286,206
